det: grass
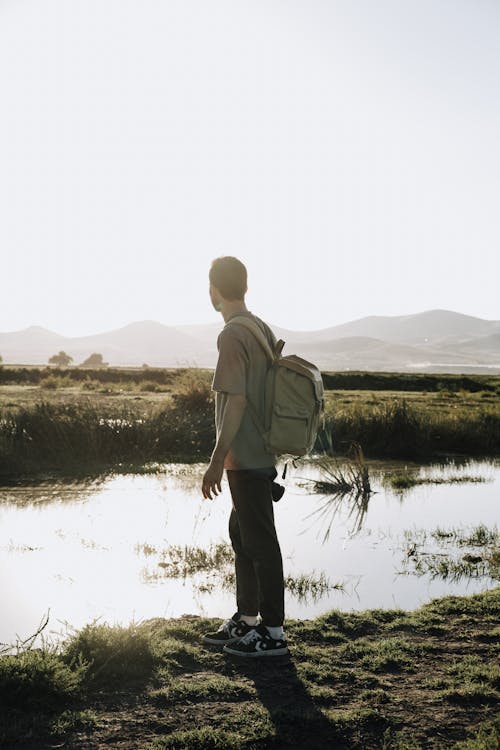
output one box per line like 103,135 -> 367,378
146,543 -> 235,577
432,524 -> 499,548
1,370 -> 500,479
401,525 -> 500,583
0,372 -> 214,478
386,472 -> 489,490
3,367 -> 499,392
309,442 -> 372,495
301,446 -> 373,540
320,371 -> 500,393
0,588 -> 498,749
136,541 -> 343,603
321,396 -> 500,458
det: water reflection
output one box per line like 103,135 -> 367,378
0,459 -> 498,645
0,478 -> 105,508
135,540 -> 343,605
303,490 -> 371,542
298,450 -> 374,540
399,523 -> 499,584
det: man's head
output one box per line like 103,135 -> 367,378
209,256 -> 247,312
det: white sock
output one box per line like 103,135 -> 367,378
265,625 -> 285,640
240,614 -> 258,626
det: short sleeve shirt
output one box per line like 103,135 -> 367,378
212,311 -> 276,470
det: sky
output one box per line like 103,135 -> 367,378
1,0 -> 499,336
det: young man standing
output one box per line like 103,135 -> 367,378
201,256 -> 288,657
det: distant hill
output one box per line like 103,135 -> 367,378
301,310 -> 500,346
1,310 -> 499,373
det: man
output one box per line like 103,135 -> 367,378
201,256 -> 288,658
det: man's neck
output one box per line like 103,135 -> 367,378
221,300 -> 248,323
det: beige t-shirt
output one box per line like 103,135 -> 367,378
212,311 -> 277,470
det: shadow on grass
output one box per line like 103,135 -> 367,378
224,655 -> 355,750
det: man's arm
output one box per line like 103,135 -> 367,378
201,393 -> 247,499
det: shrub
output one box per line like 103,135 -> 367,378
62,623 -> 155,687
0,650 -> 85,709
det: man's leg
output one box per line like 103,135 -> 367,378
228,506 -> 259,619
201,484 -> 260,647
227,470 -> 284,627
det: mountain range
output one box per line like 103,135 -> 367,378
1,310 -> 499,373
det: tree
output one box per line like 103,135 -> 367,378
48,351 -> 73,366
81,353 -> 108,367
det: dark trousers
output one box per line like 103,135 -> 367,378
227,469 -> 285,627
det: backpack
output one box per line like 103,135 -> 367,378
229,316 -> 324,458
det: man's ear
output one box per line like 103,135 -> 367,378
210,284 -> 223,311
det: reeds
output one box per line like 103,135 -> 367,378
319,398 -> 500,458
401,525 -> 500,583
1,387 -> 499,479
137,542 -> 343,603
0,384 -> 215,477
304,444 -> 373,541
386,472 -> 489,491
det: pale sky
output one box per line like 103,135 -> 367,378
1,0 -> 499,336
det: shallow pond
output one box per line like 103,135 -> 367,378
0,459 -> 498,645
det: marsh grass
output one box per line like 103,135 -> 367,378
1,371 -> 500,479
409,555 -> 494,583
402,525 -> 500,583
155,543 -> 234,577
442,655 -> 500,706
311,443 -> 372,496
320,396 -> 500,458
387,472 -> 489,490
137,541 -> 342,603
303,445 -> 373,540
39,375 -> 74,390
433,524 -> 499,547
283,572 -> 344,602
135,542 -> 159,556
337,636 -> 423,673
0,385 -> 215,477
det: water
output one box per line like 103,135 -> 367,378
0,460 -> 498,645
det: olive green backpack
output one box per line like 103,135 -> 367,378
229,316 -> 324,458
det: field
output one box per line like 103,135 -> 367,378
0,367 -> 498,749
0,367 -> 499,478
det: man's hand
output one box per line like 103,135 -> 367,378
202,393 -> 245,499
202,457 -> 224,500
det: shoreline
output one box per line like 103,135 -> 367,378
1,588 -> 498,749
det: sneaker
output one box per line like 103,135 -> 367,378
223,624 -> 289,658
202,613 -> 256,646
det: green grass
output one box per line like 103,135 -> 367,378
137,541 -> 343,603
1,369 -> 499,479
148,543 -> 235,577
2,366 -> 499,392
433,524 -> 499,547
401,526 -> 500,583
0,588 -> 498,749
321,396 -> 500,458
320,371 -> 500,393
62,622 -> 156,687
0,385 -> 214,478
387,472 -> 489,490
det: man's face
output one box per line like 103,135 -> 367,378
209,283 -> 223,312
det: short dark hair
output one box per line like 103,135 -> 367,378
209,256 -> 247,300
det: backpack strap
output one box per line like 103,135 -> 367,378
227,315 -> 285,362
225,315 -> 283,441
